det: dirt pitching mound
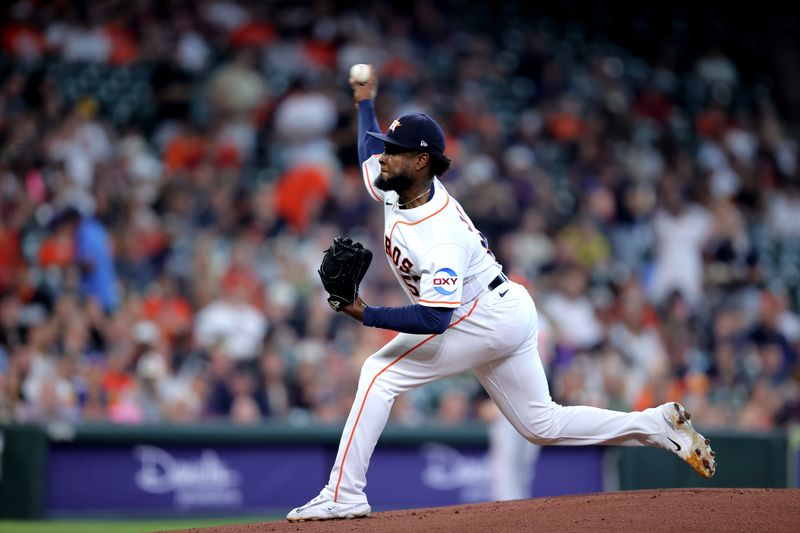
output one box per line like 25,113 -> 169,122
172,488 -> 800,533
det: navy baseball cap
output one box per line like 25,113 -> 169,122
366,113 -> 446,155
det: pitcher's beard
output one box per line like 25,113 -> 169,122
374,172 -> 414,193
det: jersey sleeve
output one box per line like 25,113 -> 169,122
358,100 -> 387,203
358,100 -> 384,164
417,243 -> 468,308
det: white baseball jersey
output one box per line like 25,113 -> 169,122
307,141 -> 682,509
361,154 -> 502,308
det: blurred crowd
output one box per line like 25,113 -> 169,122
0,0 -> 798,432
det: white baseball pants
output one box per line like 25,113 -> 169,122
321,281 -> 665,504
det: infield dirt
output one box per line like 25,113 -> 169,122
168,488 -> 800,533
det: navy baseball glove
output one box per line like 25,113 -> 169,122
318,237 -> 373,311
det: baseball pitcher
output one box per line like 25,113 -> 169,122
287,65 -> 716,521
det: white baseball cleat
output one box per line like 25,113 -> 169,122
286,494 -> 371,522
661,402 -> 716,478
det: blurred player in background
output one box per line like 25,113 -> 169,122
479,400 -> 541,500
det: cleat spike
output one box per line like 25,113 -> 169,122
695,448 -> 701,456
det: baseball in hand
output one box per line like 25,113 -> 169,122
350,64 -> 371,84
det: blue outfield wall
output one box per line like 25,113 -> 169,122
43,442 -> 603,515
0,422 -> 793,519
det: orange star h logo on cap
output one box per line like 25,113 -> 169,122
388,119 -> 401,132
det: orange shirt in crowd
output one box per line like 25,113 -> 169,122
104,23 -> 138,65
230,22 -> 277,48
102,371 -> 134,405
164,133 -> 208,174
2,22 -> 45,59
275,165 -> 330,233
142,295 -> 194,340
0,227 -> 24,290
304,40 -> 337,69
221,267 -> 265,310
37,235 -> 75,269
633,379 -> 685,412
547,112 -> 586,142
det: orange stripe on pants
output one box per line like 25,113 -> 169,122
333,299 -> 479,502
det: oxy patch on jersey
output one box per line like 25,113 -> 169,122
433,268 -> 459,295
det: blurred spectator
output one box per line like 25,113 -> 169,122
255,348 -> 297,419
0,291 -> 26,351
738,379 -> 783,431
46,99 -> 112,189
141,274 -> 194,347
194,274 -> 268,362
231,393 -> 262,424
705,198 -> 757,289
162,121 -> 208,175
436,389 -> 470,426
207,48 -> 266,120
608,180 -> 656,273
2,4 -> 45,64
609,282 -> 668,387
0,216 -> 26,293
558,213 -> 611,271
748,290 -> 798,380
543,265 -> 603,352
766,182 -> 800,238
695,47 -> 739,95
133,351 -> 168,422
272,80 -> 338,169
274,164 -> 331,234
499,211 -> 555,277
650,181 -> 713,308
50,206 -> 120,313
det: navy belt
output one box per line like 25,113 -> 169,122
488,272 -> 508,292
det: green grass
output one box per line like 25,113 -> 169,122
0,517 -> 274,533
